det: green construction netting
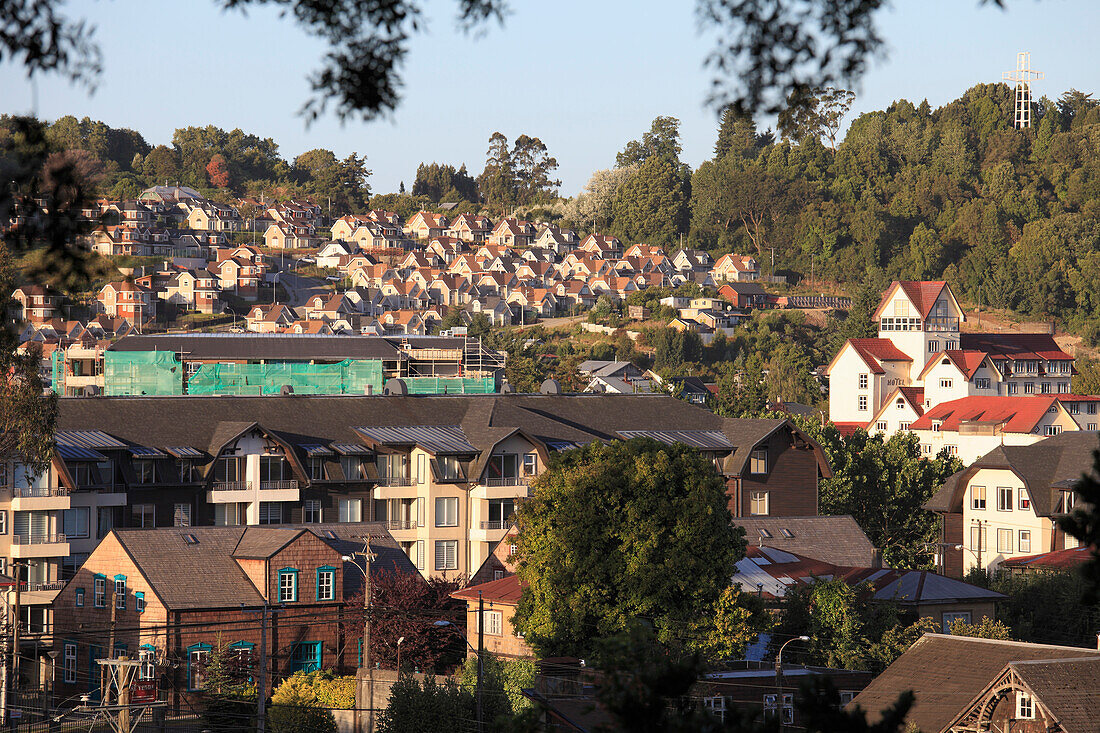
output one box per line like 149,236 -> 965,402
103,350 -> 185,396
404,376 -> 497,394
185,359 -> 384,396
51,350 -> 62,394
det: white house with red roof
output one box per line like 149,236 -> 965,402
825,337 -> 913,431
867,386 -> 926,437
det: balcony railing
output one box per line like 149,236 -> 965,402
212,481 -> 252,491
12,534 -> 67,545
924,316 -> 960,332
383,519 -> 418,530
484,476 -> 529,487
480,520 -> 511,531
259,480 -> 299,491
376,475 -> 414,487
18,581 -> 65,592
13,486 -> 70,498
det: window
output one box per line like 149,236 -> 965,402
997,487 -> 1013,512
839,691 -> 857,707
942,611 -> 971,633
1019,530 -> 1032,553
1090,403 -> 1098,415
435,540 -> 458,571
523,453 -> 538,476
278,568 -> 299,602
259,456 -> 286,483
969,526 -> 987,551
928,340 -> 939,353
98,507 -> 118,539
416,540 -> 425,570
0,510 -> 6,535
971,486 -> 986,510
75,588 -> 85,607
303,500 -> 322,523
338,498 -> 362,523
173,504 -> 192,527
875,421 -> 887,432
115,575 -> 127,609
858,395 -> 868,411
374,454 -> 406,482
215,456 -> 241,483
131,504 -> 155,528
939,378 -> 953,389
63,507 -> 90,539
139,647 -> 156,680
259,502 -> 283,525
899,422 -> 911,431
1007,382 -> 1018,395
308,458 -> 326,481
64,643 -> 77,683
416,453 -> 427,484
750,449 -> 768,474
1041,382 -> 1051,394
316,567 -> 336,602
1068,402 -> 1081,415
134,459 -> 156,484
975,378 -> 990,390
215,503 -> 244,526
1018,490 -> 1030,511
750,491 -> 769,516
188,644 -> 211,690
290,641 -> 322,673
487,454 -> 521,484
94,575 -> 106,607
1045,424 -> 1062,436
435,497 -> 458,527
438,456 -> 462,481
997,528 -> 1013,554
178,460 -> 198,483
477,609 -> 503,636
1016,692 -> 1034,720
1024,382 -> 1035,394
135,591 -> 145,613
945,445 -> 958,456
1091,423 -> 1098,431
858,373 -> 868,390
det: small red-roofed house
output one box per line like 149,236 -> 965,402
450,574 -> 533,660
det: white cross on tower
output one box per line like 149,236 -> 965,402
1003,52 -> 1044,129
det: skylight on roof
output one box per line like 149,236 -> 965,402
781,529 -> 794,539
324,530 -> 338,540
758,528 -> 772,539
183,534 -> 198,545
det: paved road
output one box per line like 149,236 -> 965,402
279,271 -> 331,312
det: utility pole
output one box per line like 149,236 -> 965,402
363,549 -> 373,733
10,561 -> 20,700
477,591 -> 484,733
243,604 -> 274,733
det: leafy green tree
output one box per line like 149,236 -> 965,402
949,616 -> 1013,640
805,428 -> 963,568
412,162 -> 477,202
269,672 -> 338,733
459,655 -> 536,726
1058,441 -> 1100,604
611,155 -> 688,244
986,568 -> 1100,644
512,439 -> 746,657
375,673 -> 474,733
477,132 -> 515,209
511,134 -> 561,205
568,166 -> 637,231
777,87 -> 855,149
617,115 -> 685,167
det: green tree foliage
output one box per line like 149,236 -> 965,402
985,569 -> 1100,646
376,673 -> 474,733
477,132 -> 515,209
777,87 -> 855,149
459,655 -> 537,723
199,640 -> 258,733
948,616 -> 1013,640
512,439 -> 746,657
412,162 -> 478,202
617,115 -> 685,167
773,578 -> 939,674
477,132 -> 560,208
269,672 -> 339,733
612,155 -> 689,244
803,427 -> 963,568
651,327 -> 703,370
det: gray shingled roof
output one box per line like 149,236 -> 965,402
1010,657 -> 1100,733
850,634 -> 1100,733
734,515 -> 876,566
925,431 -> 1100,515
110,523 -> 407,611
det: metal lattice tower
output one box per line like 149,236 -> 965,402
1003,52 -> 1044,129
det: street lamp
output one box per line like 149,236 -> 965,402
775,636 -> 810,729
396,637 -> 405,675
342,551 -> 375,732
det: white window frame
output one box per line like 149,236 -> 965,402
64,643 -> 77,683
434,540 -> 458,571
858,373 -> 868,390
997,528 -> 1013,554
750,449 -> 768,474
971,486 -> 986,510
476,609 -> 503,636
1018,529 -> 1031,554
173,503 -> 192,527
749,491 -> 769,516
997,487 -> 1013,512
1016,692 -> 1034,720
435,497 -> 458,528
858,395 -> 868,411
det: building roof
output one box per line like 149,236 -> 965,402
873,280 -> 951,320
107,333 -> 404,361
107,523 -> 407,610
1008,657 -> 1100,733
850,634 -> 1100,733
925,431 -> 1100,515
451,573 -> 525,605
908,395 -> 1065,434
844,338 -> 912,374
959,332 -> 1073,361
733,515 -> 876,567
920,350 -> 989,380
1000,545 -> 1093,572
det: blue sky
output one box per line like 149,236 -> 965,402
2,0 -> 1098,195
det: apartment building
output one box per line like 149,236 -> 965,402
924,431 -> 1097,577
828,281 -> 1077,445
51,393 -> 830,583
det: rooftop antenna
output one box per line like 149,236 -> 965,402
1003,52 -> 1043,129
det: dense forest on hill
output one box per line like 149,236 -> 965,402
13,82 -> 1100,338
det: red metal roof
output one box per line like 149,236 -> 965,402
908,395 -> 1060,433
848,338 -> 912,374
451,574 -> 525,605
959,333 -> 1073,361
874,281 -> 947,320
897,387 -> 926,416
833,422 -> 868,437
1001,546 -> 1092,571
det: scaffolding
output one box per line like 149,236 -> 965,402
103,351 -> 185,396
185,359 -> 384,395
404,376 -> 497,394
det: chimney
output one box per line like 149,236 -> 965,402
871,548 -> 883,569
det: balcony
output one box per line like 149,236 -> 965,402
924,316 -> 960,332
480,521 -> 511,531
257,479 -> 300,502
208,480 -> 253,503
376,475 -> 414,487
11,486 -> 71,511
383,519 -> 418,531
11,534 -> 70,558
484,476 -> 529,487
